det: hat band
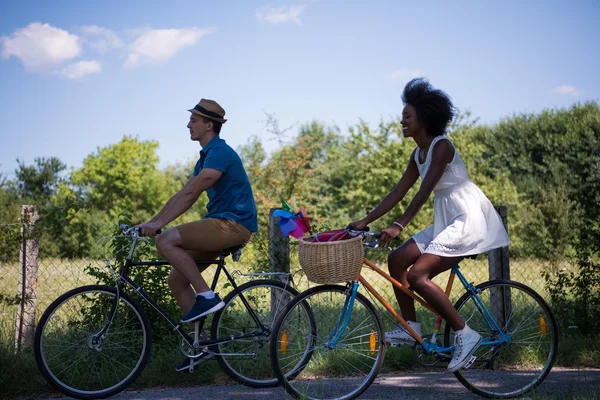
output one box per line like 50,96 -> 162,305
194,105 -> 224,120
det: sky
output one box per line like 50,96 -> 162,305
1,0 -> 599,178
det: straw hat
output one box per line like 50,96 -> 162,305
188,98 -> 227,123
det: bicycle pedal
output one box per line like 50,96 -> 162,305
462,355 -> 477,369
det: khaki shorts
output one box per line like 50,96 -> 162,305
176,218 -> 251,260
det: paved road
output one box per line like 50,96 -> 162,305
34,368 -> 600,400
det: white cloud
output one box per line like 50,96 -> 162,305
81,25 -> 123,53
551,85 -> 582,96
60,60 -> 102,79
1,22 -> 81,72
124,27 -> 215,69
256,5 -> 307,25
388,68 -> 425,82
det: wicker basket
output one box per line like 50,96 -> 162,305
298,234 -> 364,284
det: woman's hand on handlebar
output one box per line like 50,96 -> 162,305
379,226 -> 402,248
348,218 -> 369,231
135,221 -> 163,236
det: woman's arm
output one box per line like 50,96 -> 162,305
378,139 -> 454,246
364,157 -> 420,224
349,149 -> 420,230
395,139 -> 454,227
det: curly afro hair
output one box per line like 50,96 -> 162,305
401,78 -> 456,136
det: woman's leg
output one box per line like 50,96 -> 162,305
388,239 -> 422,322
407,253 -> 465,331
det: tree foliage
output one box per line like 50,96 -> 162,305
1,102 -> 599,333
15,157 -> 66,202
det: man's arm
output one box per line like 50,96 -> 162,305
156,168 -> 222,226
137,168 -> 222,235
149,193 -> 180,223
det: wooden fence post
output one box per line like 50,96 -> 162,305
269,208 -> 291,318
488,206 -> 511,328
269,208 -> 290,275
15,205 -> 40,352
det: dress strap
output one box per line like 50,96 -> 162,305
428,135 -> 456,163
412,147 -> 419,164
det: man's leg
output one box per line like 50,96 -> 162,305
167,267 -> 196,315
156,228 -> 210,294
161,219 -> 251,323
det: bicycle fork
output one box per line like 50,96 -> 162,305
326,282 -> 360,349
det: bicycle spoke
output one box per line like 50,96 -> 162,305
448,281 -> 557,398
35,287 -> 149,397
272,285 -> 384,400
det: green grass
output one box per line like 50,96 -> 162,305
0,255 -> 596,399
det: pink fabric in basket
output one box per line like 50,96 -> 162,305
311,229 -> 352,243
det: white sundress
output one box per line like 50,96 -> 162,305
412,135 -> 510,257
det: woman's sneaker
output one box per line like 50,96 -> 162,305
447,324 -> 482,372
181,294 -> 225,323
385,321 -> 421,346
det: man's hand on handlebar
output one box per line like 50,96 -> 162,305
135,221 -> 163,236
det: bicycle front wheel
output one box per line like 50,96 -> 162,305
271,284 -> 385,400
34,285 -> 151,399
211,279 -> 310,388
444,280 -> 558,398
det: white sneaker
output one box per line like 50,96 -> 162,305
447,324 -> 482,372
385,321 -> 421,346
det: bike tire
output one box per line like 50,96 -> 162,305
444,279 -> 558,398
34,285 -> 152,399
211,279 -> 312,388
271,284 -> 386,400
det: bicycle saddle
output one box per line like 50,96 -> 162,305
221,243 -> 246,261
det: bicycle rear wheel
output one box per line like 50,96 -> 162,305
211,279 -> 311,387
34,285 -> 151,399
444,280 -> 558,398
271,284 -> 385,400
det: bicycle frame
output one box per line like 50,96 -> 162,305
331,257 -> 510,356
95,234 -> 273,352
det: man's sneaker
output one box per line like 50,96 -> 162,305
181,295 -> 225,323
385,321 -> 421,346
175,352 -> 214,372
447,324 -> 482,372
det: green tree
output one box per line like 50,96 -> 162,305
0,172 -> 20,263
483,102 -> 600,259
15,157 -> 66,202
70,136 -> 166,219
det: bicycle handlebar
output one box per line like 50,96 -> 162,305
120,224 -> 161,237
348,229 -> 381,238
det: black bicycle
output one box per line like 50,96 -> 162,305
33,224 -> 314,399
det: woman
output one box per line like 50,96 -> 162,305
349,78 -> 509,372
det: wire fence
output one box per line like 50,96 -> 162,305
0,204 -> 569,352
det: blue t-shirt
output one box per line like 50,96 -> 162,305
192,136 -> 258,232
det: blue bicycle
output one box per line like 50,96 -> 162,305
270,231 -> 558,399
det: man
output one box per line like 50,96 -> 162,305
137,98 -> 258,353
